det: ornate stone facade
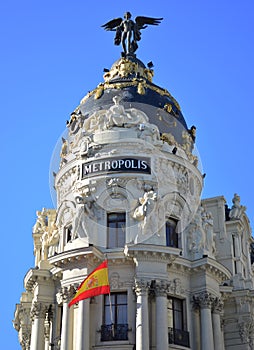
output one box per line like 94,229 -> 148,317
13,49 -> 254,350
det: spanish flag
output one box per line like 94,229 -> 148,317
68,260 -> 110,307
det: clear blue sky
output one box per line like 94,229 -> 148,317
1,1 -> 253,348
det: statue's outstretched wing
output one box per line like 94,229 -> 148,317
101,17 -> 122,31
135,16 -> 163,30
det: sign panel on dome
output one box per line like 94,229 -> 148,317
82,157 -> 151,178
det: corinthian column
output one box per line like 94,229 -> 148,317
76,299 -> 90,350
30,302 -> 47,350
194,292 -> 214,350
212,298 -> 224,350
134,279 -> 150,350
154,280 -> 168,350
60,286 -> 75,350
192,301 -> 201,350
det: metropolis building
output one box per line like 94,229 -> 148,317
13,18 -> 254,350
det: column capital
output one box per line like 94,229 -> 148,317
30,302 -> 48,321
193,291 -> 215,309
154,280 -> 168,297
57,285 -> 76,304
134,279 -> 150,296
212,297 -> 224,314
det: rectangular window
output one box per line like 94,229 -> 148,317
168,297 -> 189,347
65,225 -> 72,244
107,213 -> 126,248
166,219 -> 178,248
101,292 -> 128,341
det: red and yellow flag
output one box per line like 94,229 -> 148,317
68,260 -> 110,307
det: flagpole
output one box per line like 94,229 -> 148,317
105,255 -> 115,338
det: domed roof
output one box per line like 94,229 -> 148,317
77,54 -> 192,145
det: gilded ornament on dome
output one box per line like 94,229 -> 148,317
164,103 -> 172,113
94,84 -> 104,100
137,81 -> 146,95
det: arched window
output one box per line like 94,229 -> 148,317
166,219 -> 178,248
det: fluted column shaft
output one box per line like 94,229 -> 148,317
135,280 -> 150,350
194,292 -> 214,350
155,281 -> 168,350
212,298 -> 224,350
60,286 -> 75,350
192,304 -> 201,350
30,303 -> 46,350
76,299 -> 90,350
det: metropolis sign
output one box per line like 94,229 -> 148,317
81,156 -> 151,178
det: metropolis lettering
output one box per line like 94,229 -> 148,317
81,157 -> 151,178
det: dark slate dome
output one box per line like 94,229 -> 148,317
77,55 -> 192,145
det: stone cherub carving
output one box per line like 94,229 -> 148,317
102,12 -> 163,55
229,193 -> 246,220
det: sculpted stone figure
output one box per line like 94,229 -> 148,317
102,13 -> 163,55
33,208 -> 47,234
187,206 -> 216,258
133,190 -> 159,236
40,223 -> 59,260
84,96 -> 149,133
71,195 -> 95,241
133,190 -> 157,221
229,193 -> 246,220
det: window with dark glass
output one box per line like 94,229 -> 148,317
65,225 -> 72,244
107,213 -> 126,248
101,292 -> 128,341
168,297 -> 189,347
166,219 -> 178,247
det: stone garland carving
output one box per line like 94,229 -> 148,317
229,193 -> 247,220
106,177 -> 127,199
239,316 -> 254,346
186,205 -> 216,258
167,278 -> 185,296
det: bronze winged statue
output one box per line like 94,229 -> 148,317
101,12 -> 163,55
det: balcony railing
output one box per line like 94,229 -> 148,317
168,327 -> 190,347
101,323 -> 128,341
